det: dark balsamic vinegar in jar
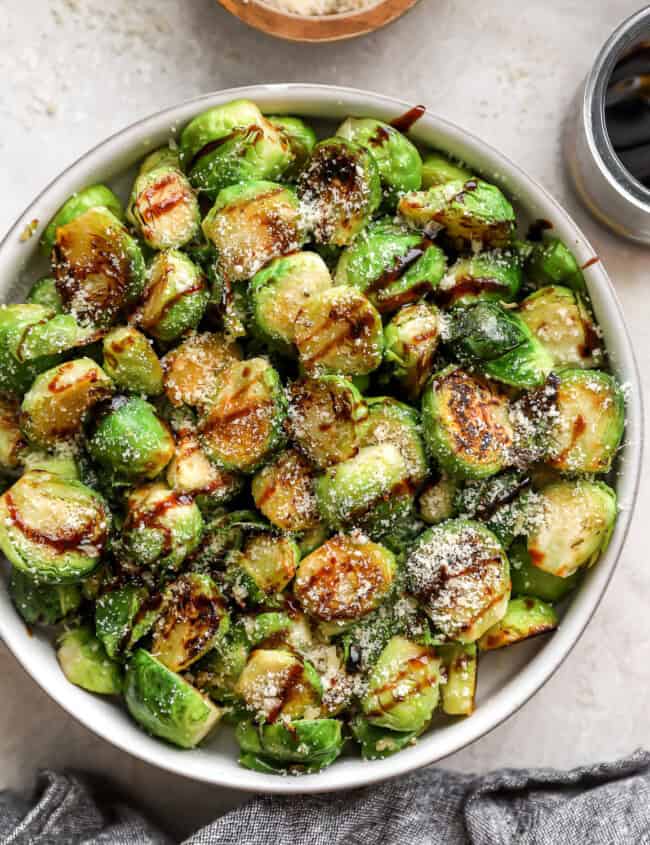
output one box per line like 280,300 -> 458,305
605,41 -> 650,187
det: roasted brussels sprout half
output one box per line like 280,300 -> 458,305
26,276 -> 63,312
297,137 -> 381,245
57,626 -> 122,695
399,179 -> 516,249
422,367 -> 514,480
526,237 -> 586,293
438,642 -> 477,716
127,147 -> 200,249
161,331 -> 241,410
0,304 -> 67,396
102,326 -> 163,396
0,397 -> 26,474
407,519 -> 510,642
351,716 -> 421,760
180,99 -> 292,199
454,470 -> 535,547
360,397 -> 428,486
418,476 -> 458,525
251,448 -> 319,532
125,648 -> 222,748
421,152 -> 473,188
95,584 -> 160,660
437,249 -> 522,307
0,469 -> 110,583
383,301 -> 441,399
10,569 -> 81,625
235,648 -> 321,722
22,450 -> 79,481
194,623 -> 250,702
228,532 -> 299,605
236,718 -> 343,774
41,183 -> 124,255
166,431 -> 242,511
509,540 -> 580,602
478,596 -> 558,650
266,115 -> 317,179
203,181 -> 305,282
190,508 -> 266,571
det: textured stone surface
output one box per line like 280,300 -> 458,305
0,0 -> 648,838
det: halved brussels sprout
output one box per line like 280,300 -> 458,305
127,147 -> 200,249
52,207 -> 145,328
360,397 -> 428,486
336,117 -> 423,200
407,519 -> 510,642
294,286 -> 383,376
294,533 -> 396,624
228,533 -> 300,605
418,476 -> 458,525
22,450 -> 79,481
0,398 -> 25,473
26,276 -> 63,312
437,249 -> 522,307
519,286 -> 603,369
41,184 -> 124,255
161,331 -> 241,410
0,304 -> 66,396
202,181 -> 305,282
88,395 -> 175,482
545,369 -> 624,474
422,367 -> 514,480
438,642 -> 477,716
362,636 -> 442,732
236,718 -> 343,774
287,375 -> 368,469
334,220 -> 445,314
351,716 -> 421,760
383,301 -> 441,399
194,623 -> 250,702
526,479 -> 617,577
122,481 -> 204,571
10,569 -> 81,625
235,648 -> 322,722
478,596 -> 558,650
102,326 -> 163,396
399,179 -> 516,249
266,115 -> 317,179
190,508 -> 266,571
454,470 -> 535,547
95,584 -> 160,660
250,252 -> 332,351
2,308 -> 100,365
180,99 -> 292,199
57,626 -> 122,694
138,250 -> 208,343
526,237 -> 586,293
166,431 -> 243,511
0,469 -> 110,583
421,152 -> 473,189
198,358 -> 287,474
125,648 -> 222,748
509,540 -> 580,602
297,137 -> 381,245
20,358 -> 113,448
251,449 -> 319,532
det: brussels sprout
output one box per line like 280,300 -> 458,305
41,184 -> 124,255
52,207 -> 145,328
334,221 -> 445,314
0,398 -> 25,474
437,249 -> 522,307
251,449 -> 319,532
336,117 -> 423,200
418,476 -> 458,525
180,99 -> 292,199
95,584 -> 160,660
138,250 -> 209,343
421,367 -> 514,480
0,304 -> 66,396
125,648 -> 222,748
294,286 -> 383,377
166,431 -> 242,511
360,397 -> 428,486
236,718 -> 343,774
454,470 -> 535,547
228,533 -> 300,605
250,252 -> 332,351
122,481 -> 204,571
266,115 -> 317,179
194,623 -> 250,702
438,643 -> 477,716
383,301 -> 441,399
545,369 -> 624,474
22,450 -> 79,481
294,533 -> 396,624
297,137 -> 381,246
127,148 -> 200,249
198,358 -> 287,474
190,508 -> 266,571
202,181 -> 305,282
351,716 -> 421,760
478,596 -> 558,650
20,358 -> 113,448
235,648 -> 322,722
57,626 -> 122,694
26,276 -> 63,312
509,540 -> 580,602
519,286 -> 603,369
0,470 -> 110,583
399,179 -> 516,249
102,326 -> 163,396
87,396 -> 175,482
296,522 -> 330,558
407,519 -> 510,642
526,479 -> 617,578
421,152 -> 473,188
287,375 -> 368,469
526,237 -> 586,293
10,569 -> 81,625
161,331 -> 241,410
362,636 -> 442,732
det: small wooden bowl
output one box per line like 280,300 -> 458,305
217,0 -> 419,42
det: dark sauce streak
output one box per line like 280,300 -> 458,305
267,663 -> 304,724
5,491 -> 105,554
365,238 -> 431,295
474,476 -> 531,521
390,105 -> 426,133
581,256 -> 600,270
434,278 -> 505,307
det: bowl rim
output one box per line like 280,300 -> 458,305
0,83 -> 643,795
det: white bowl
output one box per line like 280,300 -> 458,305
0,84 -> 642,794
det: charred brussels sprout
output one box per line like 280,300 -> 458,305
454,470 -> 535,547
0,304 -> 67,396
383,301 -> 441,400
267,115 -> 317,179
478,596 -> 558,650
418,476 -> 458,525
95,584 -> 159,660
526,237 -> 586,293
334,220 -> 445,314
235,648 -> 322,722
166,431 -> 243,511
236,718 -> 343,774
102,326 -> 163,396
351,717 -> 421,760
127,147 -> 200,249
87,396 -> 175,482
125,648 -> 222,748
422,367 -> 514,480
161,331 -> 241,410
10,569 -> 81,625
360,397 -> 428,486
198,358 -> 287,474
251,449 -> 319,532
57,626 -> 122,694
138,250 -> 208,343
180,99 -> 292,200
509,540 -> 580,602
202,181 -> 304,282
294,286 -> 383,376
438,249 -> 522,306
421,152 -> 473,188
407,519 -> 510,642
0,398 -> 25,474
297,137 -> 381,245
191,508 -> 266,571
399,179 -> 516,249
26,276 -> 63,312
228,533 -> 299,605
41,184 -> 124,255
438,642 -> 477,716
0,470 -> 110,583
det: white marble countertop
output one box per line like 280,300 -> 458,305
1,0 -> 649,837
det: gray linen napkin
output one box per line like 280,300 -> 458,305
3,751 -> 650,845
